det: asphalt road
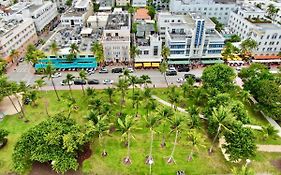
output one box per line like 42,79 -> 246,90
7,62 -> 204,89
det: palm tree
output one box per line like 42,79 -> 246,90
231,165 -> 255,175
93,115 -> 110,157
240,38 -> 258,60
261,125 -> 278,140
239,90 -> 251,104
129,75 -> 139,108
9,49 -> 19,63
187,130 -> 205,161
140,75 -> 152,88
88,98 -> 103,115
91,42 -> 104,67
157,107 -> 174,147
209,106 -> 234,153
159,61 -> 168,87
130,45 -> 140,67
168,86 -> 179,111
25,44 -> 37,65
116,78 -> 129,114
69,43 -> 79,56
143,88 -> 156,117
50,41 -> 59,56
44,63 -> 60,101
167,115 -> 184,164
132,89 -> 143,117
117,115 -> 137,165
267,4 -> 280,20
104,87 -> 115,104
161,45 -> 170,62
0,59 -> 7,75
78,70 -> 87,95
143,114 -> 160,174
34,78 -> 46,90
65,73 -> 75,98
181,79 -> 194,98
188,105 -> 200,129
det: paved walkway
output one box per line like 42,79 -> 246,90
257,145 -> 281,152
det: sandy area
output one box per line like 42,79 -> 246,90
0,93 -> 23,116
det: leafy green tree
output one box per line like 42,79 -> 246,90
12,115 -> 95,174
202,64 -> 236,93
267,4 -> 280,19
117,115 -> 137,165
240,38 -> 258,59
157,107 -> 174,147
50,41 -> 59,56
88,98 -> 103,115
188,105 -> 200,129
139,74 -> 152,87
208,106 -> 234,153
78,70 -> 87,95
187,130 -> 205,161
210,17 -> 224,32
9,49 -> 19,63
44,63 -> 60,101
231,165 -> 255,175
0,59 -> 7,75
167,115 -> 184,164
104,87 -> 115,104
261,125 -> 279,140
130,45 -> 140,66
146,5 -> 156,19
181,79 -> 194,98
222,42 -> 240,61
143,114 -> 160,173
227,34 -> 241,43
66,0 -> 72,6
69,43 -> 79,58
65,73 -> 75,98
223,123 -> 256,162
230,101 -> 250,124
91,42 -> 104,67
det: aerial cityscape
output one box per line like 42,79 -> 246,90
0,0 -> 280,174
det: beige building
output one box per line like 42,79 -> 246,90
0,18 -> 38,62
102,10 -> 130,63
115,0 -> 130,6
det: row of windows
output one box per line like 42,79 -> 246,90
258,41 -> 280,45
209,44 -> 224,48
179,7 -> 235,12
257,47 -> 281,51
208,50 -> 222,54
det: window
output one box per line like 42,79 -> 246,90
144,51 -> 149,55
153,46 -> 158,56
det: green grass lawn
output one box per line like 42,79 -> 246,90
0,89 -> 280,174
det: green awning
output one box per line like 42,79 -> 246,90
168,60 -> 191,65
201,60 -> 224,64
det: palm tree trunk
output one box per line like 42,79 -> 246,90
188,147 -> 194,161
42,89 -> 50,117
209,124 -> 221,153
164,74 -> 168,87
51,78 -> 60,101
81,84 -> 85,95
149,128 -> 154,175
68,84 -> 73,99
8,96 -> 22,119
168,130 -> 179,163
127,132 -> 130,158
132,84 -> 135,108
13,94 -> 26,120
161,123 -> 166,147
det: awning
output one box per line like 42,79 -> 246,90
252,59 -> 281,63
80,28 -> 93,35
202,60 -> 224,64
254,55 -> 281,60
168,60 -> 191,65
151,63 -> 160,67
227,60 -> 244,64
143,62 -> 151,67
134,63 -> 142,67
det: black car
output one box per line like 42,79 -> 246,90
74,79 -> 86,85
178,67 -> 190,72
166,70 -> 177,76
88,79 -> 99,85
111,67 -> 123,73
195,77 -> 202,83
184,74 -> 196,80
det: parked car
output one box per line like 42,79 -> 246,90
126,67 -> 134,73
195,77 -> 202,83
178,67 -> 190,72
168,67 -> 176,71
60,80 -> 74,86
51,72 -> 62,78
112,67 -> 123,73
74,79 -> 86,85
99,68 -> 108,74
166,70 -> 177,76
19,58 -> 24,62
184,74 -> 195,80
103,79 -> 113,84
176,78 -> 185,83
88,79 -> 99,85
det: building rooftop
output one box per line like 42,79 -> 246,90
105,13 -> 129,30
255,23 -> 281,31
63,8 -> 86,17
0,18 -> 23,37
135,8 -> 151,20
136,21 -> 155,38
75,0 -> 90,9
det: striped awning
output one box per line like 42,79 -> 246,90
143,62 -> 151,67
201,60 -> 224,64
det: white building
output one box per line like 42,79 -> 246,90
134,20 -> 162,65
0,18 -> 38,61
157,12 -> 225,65
0,0 -> 12,7
152,0 -> 169,10
102,10 -> 130,63
8,0 -> 58,33
169,0 -> 238,24
132,0 -> 146,7
115,0 -> 130,6
228,6 -> 281,56
87,12 -> 109,29
60,0 -> 93,27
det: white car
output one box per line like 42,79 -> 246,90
103,79 -> 113,84
60,80 -> 74,86
127,67 -> 134,73
169,67 -> 176,71
51,72 -> 62,78
176,78 -> 185,83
